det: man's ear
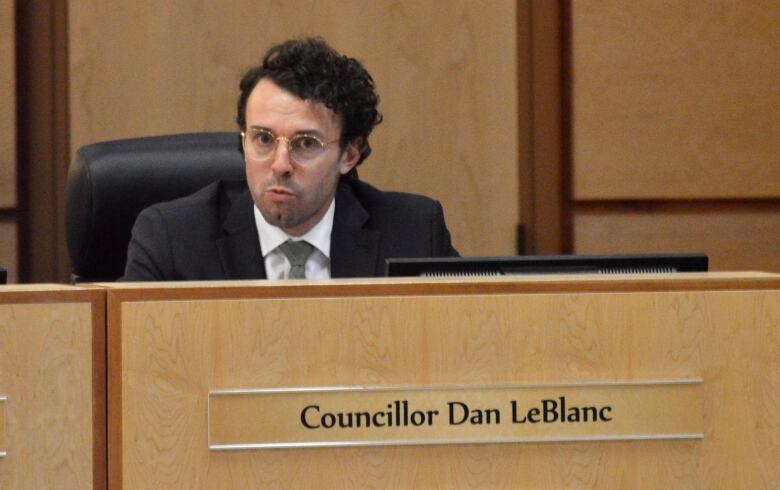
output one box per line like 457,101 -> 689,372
338,138 -> 363,175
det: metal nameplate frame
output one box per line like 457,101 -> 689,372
208,379 -> 703,451
0,396 -> 6,458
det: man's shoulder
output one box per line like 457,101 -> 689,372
147,179 -> 247,215
335,178 -> 458,260
136,179 -> 250,238
123,179 -> 252,281
344,178 -> 441,212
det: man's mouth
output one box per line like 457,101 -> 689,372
266,186 -> 295,202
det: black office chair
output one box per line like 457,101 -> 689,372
65,132 -> 246,282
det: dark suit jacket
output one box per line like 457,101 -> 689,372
121,179 -> 458,280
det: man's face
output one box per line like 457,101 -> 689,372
243,78 -> 360,236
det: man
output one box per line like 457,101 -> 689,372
122,37 -> 457,281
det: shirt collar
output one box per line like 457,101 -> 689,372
254,198 -> 335,258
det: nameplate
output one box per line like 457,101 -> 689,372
0,396 -> 6,458
208,380 -> 702,450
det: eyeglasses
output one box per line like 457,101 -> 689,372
241,128 -> 339,165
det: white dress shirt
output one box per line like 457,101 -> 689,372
253,199 -> 335,279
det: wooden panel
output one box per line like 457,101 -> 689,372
100,271 -> 780,297
571,0 -> 780,199
0,0 -> 15,208
0,289 -> 103,489
0,0 -> 19,281
68,1 -> 519,256
573,205 -> 780,272
0,220 -> 17,283
525,0 -> 568,253
15,0 -> 71,283
110,279 -> 780,488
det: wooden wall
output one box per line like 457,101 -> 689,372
15,0 -> 70,284
12,1 -> 778,279
0,0 -> 17,283
68,0 -> 521,257
569,0 -> 780,271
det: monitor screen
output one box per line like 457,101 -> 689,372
386,253 -> 708,278
0,266 -> 6,284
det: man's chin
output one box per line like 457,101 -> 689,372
260,207 -> 300,230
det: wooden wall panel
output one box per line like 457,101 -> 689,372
1,0 -> 16,285
570,0 -> 780,200
68,1 -> 519,256
0,0 -> 15,209
109,279 -> 780,488
0,220 -> 16,283
524,0 -> 567,254
573,206 -> 780,272
0,301 -> 89,488
14,0 -> 71,284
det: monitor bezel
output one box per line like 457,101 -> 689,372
385,253 -> 708,277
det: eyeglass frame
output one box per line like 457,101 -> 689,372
241,127 -> 342,165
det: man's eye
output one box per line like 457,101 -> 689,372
294,136 -> 320,150
256,132 -> 275,145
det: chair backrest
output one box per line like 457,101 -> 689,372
66,132 -> 246,282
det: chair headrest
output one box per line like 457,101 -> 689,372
66,132 -> 246,282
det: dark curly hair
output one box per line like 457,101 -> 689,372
237,37 -> 383,165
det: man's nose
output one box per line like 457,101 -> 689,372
269,140 -> 294,175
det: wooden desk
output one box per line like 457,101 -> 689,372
105,273 -> 780,488
0,285 -> 105,489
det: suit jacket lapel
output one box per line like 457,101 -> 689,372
330,181 -> 380,278
216,189 -> 267,279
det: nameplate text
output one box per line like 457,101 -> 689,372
208,380 -> 702,450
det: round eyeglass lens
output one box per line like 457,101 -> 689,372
247,130 -> 276,159
289,135 -> 327,162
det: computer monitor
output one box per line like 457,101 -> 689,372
0,266 -> 6,284
386,253 -> 708,277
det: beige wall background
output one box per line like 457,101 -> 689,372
0,0 -> 17,282
570,0 -> 780,271
68,0 -> 520,257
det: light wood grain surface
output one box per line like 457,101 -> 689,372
68,0 -> 519,256
571,0 -> 780,199
573,206 -> 780,272
0,291 -> 98,488
0,0 -> 15,209
110,277 -> 780,488
101,271 -> 780,297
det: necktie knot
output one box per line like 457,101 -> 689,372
277,240 -> 315,279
